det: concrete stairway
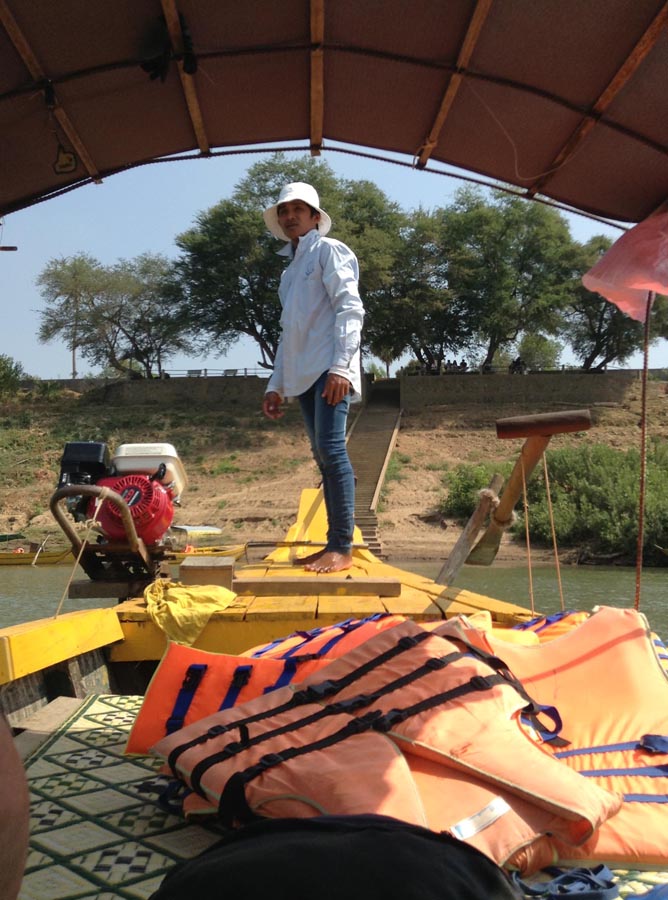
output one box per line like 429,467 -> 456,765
347,380 -> 401,556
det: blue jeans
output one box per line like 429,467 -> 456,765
298,371 -> 355,554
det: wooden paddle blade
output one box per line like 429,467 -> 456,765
465,523 -> 505,566
436,473 -> 504,584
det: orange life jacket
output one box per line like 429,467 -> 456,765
509,609 -> 590,642
241,613 -> 408,660
152,620 -> 620,873
125,641 -> 331,755
154,684 -> 429,827
437,606 -> 668,868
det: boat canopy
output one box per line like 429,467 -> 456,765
1,1 -> 668,223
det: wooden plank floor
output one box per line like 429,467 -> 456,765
110,549 -> 533,662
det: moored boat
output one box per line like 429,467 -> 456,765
0,547 -> 73,566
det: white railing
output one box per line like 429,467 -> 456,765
161,368 -> 270,378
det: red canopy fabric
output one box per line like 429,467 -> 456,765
581,212 -> 668,321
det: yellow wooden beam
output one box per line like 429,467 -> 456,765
0,609 -> 123,684
232,575 -> 402,597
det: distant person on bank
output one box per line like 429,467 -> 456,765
262,183 -> 364,574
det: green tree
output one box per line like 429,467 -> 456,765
437,188 -> 577,367
38,253 -> 192,377
365,209 -> 471,374
37,253 -> 105,378
0,355 -> 25,394
516,333 -> 562,370
173,154 -> 404,368
564,236 -> 646,370
85,254 -> 194,377
174,197 -> 285,369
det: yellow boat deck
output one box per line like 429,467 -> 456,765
111,488 -> 532,663
111,551 -> 530,661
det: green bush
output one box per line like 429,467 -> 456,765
520,443 -> 668,564
440,461 -> 511,521
0,355 -> 24,394
439,443 -> 668,564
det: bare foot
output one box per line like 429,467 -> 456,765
304,551 -> 353,573
292,548 -> 327,567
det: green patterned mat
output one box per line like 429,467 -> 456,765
21,695 -> 222,900
20,694 -> 668,899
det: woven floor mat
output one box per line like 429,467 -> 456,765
21,694 -> 222,900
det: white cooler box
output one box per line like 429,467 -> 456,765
111,443 -> 187,498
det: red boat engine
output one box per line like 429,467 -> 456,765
90,473 -> 175,544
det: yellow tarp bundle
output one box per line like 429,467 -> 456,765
144,579 -> 236,645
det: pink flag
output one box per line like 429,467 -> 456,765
581,211 -> 668,322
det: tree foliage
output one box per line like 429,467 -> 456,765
173,154 -> 404,369
37,253 -> 192,377
516,333 -> 563,370
37,253 -> 106,378
35,158 -> 652,377
0,354 -> 25,393
435,189 -> 578,366
564,236 -> 646,370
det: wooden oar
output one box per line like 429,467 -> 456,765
436,473 -> 504,585
31,535 -> 49,567
465,409 -> 592,566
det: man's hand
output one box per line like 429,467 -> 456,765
263,391 -> 284,420
322,373 -> 351,405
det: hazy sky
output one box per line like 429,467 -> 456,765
1,143 -> 653,380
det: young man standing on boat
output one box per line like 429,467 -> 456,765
262,182 -> 364,574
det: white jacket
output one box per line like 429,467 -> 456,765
267,228 -> 364,399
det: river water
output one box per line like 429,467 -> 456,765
1,560 -> 667,637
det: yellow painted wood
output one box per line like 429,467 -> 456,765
0,609 -> 123,684
317,595 -> 388,619
0,490 -> 537,685
110,620 -> 169,661
244,595 -> 318,619
432,587 -> 533,624
381,595 -> 444,620
0,549 -> 72,566
232,575 -> 402,597
108,535 -> 532,662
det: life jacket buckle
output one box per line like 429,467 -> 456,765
426,657 -> 447,670
260,752 -> 284,767
231,667 -> 252,688
181,663 -> 207,691
397,635 -> 418,650
207,724 -> 228,737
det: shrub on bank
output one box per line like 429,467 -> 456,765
439,443 -> 668,565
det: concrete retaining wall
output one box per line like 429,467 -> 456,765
82,375 -> 268,407
399,370 -> 639,412
32,370 -> 640,412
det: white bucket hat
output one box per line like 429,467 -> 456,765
263,182 -> 332,241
